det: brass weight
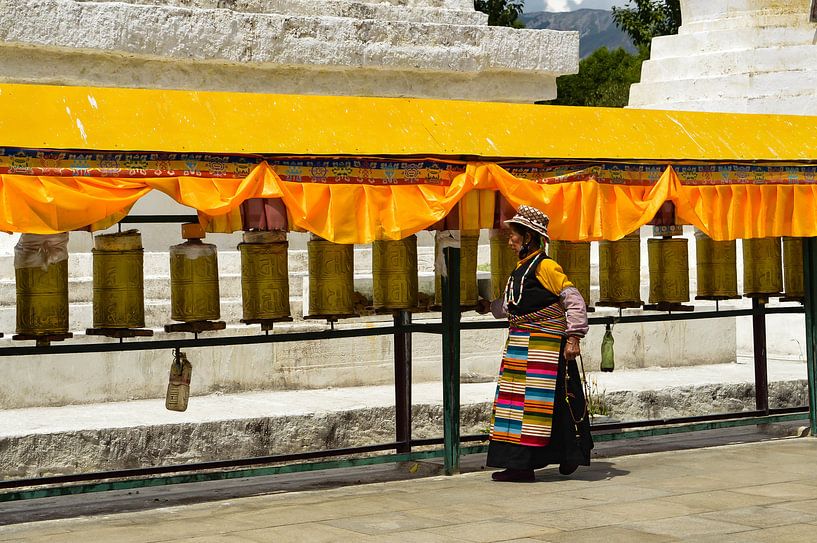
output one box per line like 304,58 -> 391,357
694,229 -> 738,300
435,231 -> 479,308
372,236 -> 418,310
307,236 -> 355,318
647,237 -> 690,304
598,231 -> 642,308
742,237 -> 783,297
550,240 -> 592,305
16,258 -> 68,335
239,230 -> 291,321
782,236 -> 805,301
92,230 -> 145,328
170,224 -> 221,322
489,229 -> 518,300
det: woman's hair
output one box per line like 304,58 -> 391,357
509,222 -> 545,259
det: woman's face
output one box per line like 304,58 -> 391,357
508,228 -> 527,256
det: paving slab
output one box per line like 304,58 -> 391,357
2,438 -> 817,542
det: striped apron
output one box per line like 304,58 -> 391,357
489,303 -> 567,447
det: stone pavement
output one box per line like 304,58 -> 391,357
2,437 -> 817,542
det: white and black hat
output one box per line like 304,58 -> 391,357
504,205 -> 550,240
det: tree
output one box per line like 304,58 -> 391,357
612,0 -> 681,49
474,0 -> 525,28
548,46 -> 648,107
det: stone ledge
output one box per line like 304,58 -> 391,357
0,0 -> 578,76
0,378 -> 807,479
78,0 -> 488,25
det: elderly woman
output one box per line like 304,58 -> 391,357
478,205 -> 593,482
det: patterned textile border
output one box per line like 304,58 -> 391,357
1,147 -> 816,186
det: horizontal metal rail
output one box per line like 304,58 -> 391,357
0,322 -> 444,357
460,306 -> 804,331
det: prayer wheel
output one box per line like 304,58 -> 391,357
372,236 -> 418,310
489,229 -> 518,300
435,230 -> 479,307
239,230 -> 291,321
15,233 -> 69,335
647,237 -> 690,304
92,230 -> 145,329
742,237 -> 783,298
782,236 -> 805,301
598,231 -> 642,308
549,240 -> 592,305
170,224 -> 221,322
307,236 -> 355,318
694,229 -> 738,300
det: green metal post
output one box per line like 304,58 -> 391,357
441,245 -> 461,475
802,238 -> 817,437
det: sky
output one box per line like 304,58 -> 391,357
523,0 -> 626,13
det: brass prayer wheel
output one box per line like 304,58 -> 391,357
307,236 -> 355,318
372,236 -> 418,310
489,229 -> 518,300
549,240 -> 592,305
239,230 -> 290,321
598,231 -> 642,308
647,237 -> 690,304
694,229 -> 738,300
170,224 -> 221,322
782,236 -> 805,301
742,237 -> 783,297
435,230 -> 479,307
92,230 -> 145,329
16,259 -> 69,335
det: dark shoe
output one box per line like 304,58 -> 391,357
491,468 -> 535,482
558,463 -> 579,475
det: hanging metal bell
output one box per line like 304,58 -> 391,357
598,231 -> 642,308
782,237 -> 804,302
307,235 -> 355,318
647,237 -> 690,305
92,230 -> 145,329
239,230 -> 291,322
742,237 -> 783,298
694,229 -> 738,300
372,236 -> 418,310
489,229 -> 518,300
170,223 -> 221,322
549,240 -> 592,306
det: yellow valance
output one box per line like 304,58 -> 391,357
2,160 -> 816,242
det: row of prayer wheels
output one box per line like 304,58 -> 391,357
12,226 -> 808,341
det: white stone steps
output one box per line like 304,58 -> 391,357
649,27 -> 816,60
629,70 -> 817,110
640,44 -> 817,81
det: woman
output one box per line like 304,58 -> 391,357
478,205 -> 593,482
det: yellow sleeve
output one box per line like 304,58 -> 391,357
536,258 -> 574,295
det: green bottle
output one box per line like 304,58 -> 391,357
600,324 -> 615,373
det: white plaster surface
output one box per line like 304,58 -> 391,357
628,0 -> 817,114
0,0 -> 578,102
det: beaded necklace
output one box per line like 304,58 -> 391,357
505,251 -> 544,306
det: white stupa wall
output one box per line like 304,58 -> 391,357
629,0 -> 815,365
629,0 -> 817,114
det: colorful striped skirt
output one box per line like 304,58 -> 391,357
489,328 -> 562,447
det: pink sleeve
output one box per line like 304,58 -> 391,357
560,286 -> 588,337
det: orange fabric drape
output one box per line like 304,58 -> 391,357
0,161 -> 813,242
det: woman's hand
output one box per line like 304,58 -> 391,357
564,336 -> 581,360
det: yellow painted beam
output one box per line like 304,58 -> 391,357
2,82 -> 817,161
